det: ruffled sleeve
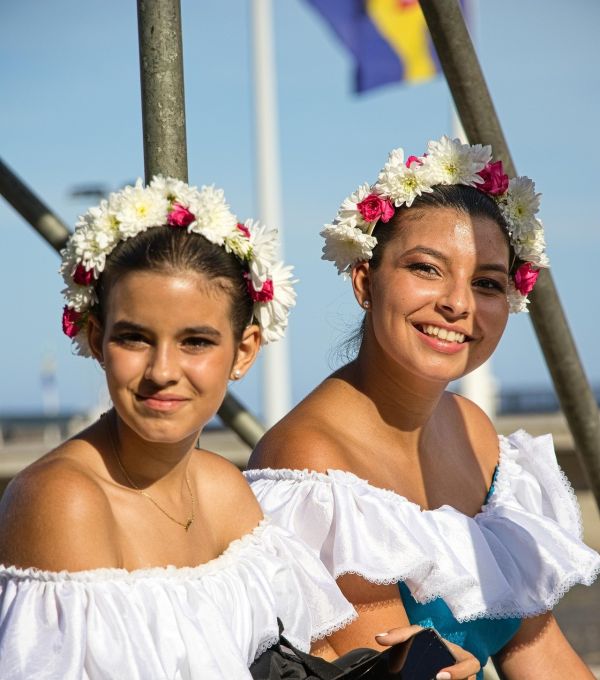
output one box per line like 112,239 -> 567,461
0,520 -> 356,680
245,431 -> 600,623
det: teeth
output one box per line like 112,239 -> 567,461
422,325 -> 465,343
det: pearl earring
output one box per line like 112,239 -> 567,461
231,369 -> 242,380
362,300 -> 370,309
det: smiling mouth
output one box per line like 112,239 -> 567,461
414,324 -> 472,344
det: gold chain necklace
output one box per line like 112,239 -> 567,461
107,416 -> 195,531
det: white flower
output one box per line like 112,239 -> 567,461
507,279 -> 530,314
247,220 -> 279,268
62,285 -> 97,312
114,181 -> 170,238
502,176 -> 541,238
254,261 -> 297,344
374,149 -> 432,207
187,185 -> 237,245
513,221 -> 549,268
149,175 -> 198,206
321,222 -> 377,276
336,183 -> 373,230
423,136 -> 491,186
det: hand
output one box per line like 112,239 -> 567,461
375,624 -> 480,680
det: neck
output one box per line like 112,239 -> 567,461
348,336 -> 449,448
106,410 -> 198,489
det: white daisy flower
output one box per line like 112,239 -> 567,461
507,279 -> 530,314
187,185 -> 237,245
336,183 -> 373,230
374,149 -> 432,207
321,222 -> 377,276
253,261 -> 297,344
503,176 -> 541,239
115,181 -> 170,237
424,136 -> 491,186
513,223 -> 549,268
62,285 -> 97,312
149,175 -> 198,206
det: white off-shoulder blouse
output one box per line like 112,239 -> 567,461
0,519 -> 356,680
246,431 -> 600,623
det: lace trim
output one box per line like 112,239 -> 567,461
0,518 -> 273,583
310,610 -> 358,641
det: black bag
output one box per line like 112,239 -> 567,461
249,620 -> 377,680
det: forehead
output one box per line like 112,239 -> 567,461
388,207 -> 509,265
105,270 -> 233,326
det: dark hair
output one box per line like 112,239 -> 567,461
336,184 -> 513,364
369,184 -> 512,271
94,226 -> 253,340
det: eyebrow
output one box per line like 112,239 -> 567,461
402,246 -> 508,275
111,320 -> 223,337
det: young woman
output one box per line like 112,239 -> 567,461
0,177 -> 357,678
247,137 -> 600,680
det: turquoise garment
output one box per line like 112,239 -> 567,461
398,466 -> 521,679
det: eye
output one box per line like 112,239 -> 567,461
112,332 -> 149,347
181,336 -> 216,351
473,278 -> 506,293
407,262 -> 440,277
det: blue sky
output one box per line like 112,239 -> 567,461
1,0 -> 599,416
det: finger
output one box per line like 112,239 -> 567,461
435,657 -> 481,679
374,624 -> 423,646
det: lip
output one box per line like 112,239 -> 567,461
135,393 -> 190,413
412,322 -> 473,355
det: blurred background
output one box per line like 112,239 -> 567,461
1,0 -> 599,672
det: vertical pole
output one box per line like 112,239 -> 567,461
137,0 -> 265,446
251,0 -> 293,426
419,0 -> 600,509
137,0 -> 188,181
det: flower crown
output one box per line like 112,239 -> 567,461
60,176 -> 296,355
321,136 -> 549,313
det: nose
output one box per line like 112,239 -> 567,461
436,277 -> 472,318
144,343 -> 181,386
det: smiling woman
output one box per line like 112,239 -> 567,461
0,178 -> 358,679
246,137 -> 600,680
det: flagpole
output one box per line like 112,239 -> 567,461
251,0 -> 293,427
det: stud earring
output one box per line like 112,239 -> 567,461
231,369 -> 242,380
362,300 -> 370,309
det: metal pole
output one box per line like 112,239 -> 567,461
251,0 -> 293,426
0,158 -> 70,252
137,0 -> 266,446
419,0 -> 600,508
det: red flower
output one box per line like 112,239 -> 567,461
357,193 -> 395,224
237,222 -> 251,238
73,264 -> 94,286
62,306 -> 83,338
477,161 -> 509,196
514,263 -> 539,296
167,203 -> 195,227
246,277 -> 274,303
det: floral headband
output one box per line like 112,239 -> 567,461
60,176 -> 296,355
321,136 -> 548,313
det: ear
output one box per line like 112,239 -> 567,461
87,314 -> 105,366
351,262 -> 372,309
230,323 -> 261,380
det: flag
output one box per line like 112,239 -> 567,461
304,0 -> 441,93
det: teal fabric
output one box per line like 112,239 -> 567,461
398,466 -> 521,679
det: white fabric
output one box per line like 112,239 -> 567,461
0,519 -> 356,680
246,430 -> 600,623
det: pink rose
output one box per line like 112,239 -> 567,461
477,161 -> 509,196
246,277 -> 274,303
237,222 -> 251,238
357,193 -> 395,224
167,203 -> 195,227
73,264 -> 94,286
405,155 -> 422,168
62,306 -> 83,338
514,262 -> 539,296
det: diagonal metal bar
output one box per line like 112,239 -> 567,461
137,0 -> 266,447
419,0 -> 600,510
0,158 -> 70,251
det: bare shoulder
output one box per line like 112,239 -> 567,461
192,449 -> 263,546
445,391 -> 500,468
0,449 -> 120,572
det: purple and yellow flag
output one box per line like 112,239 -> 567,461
304,0 -> 441,93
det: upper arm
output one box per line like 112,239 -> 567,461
326,574 -> 408,655
495,613 -> 594,679
0,462 -> 120,571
